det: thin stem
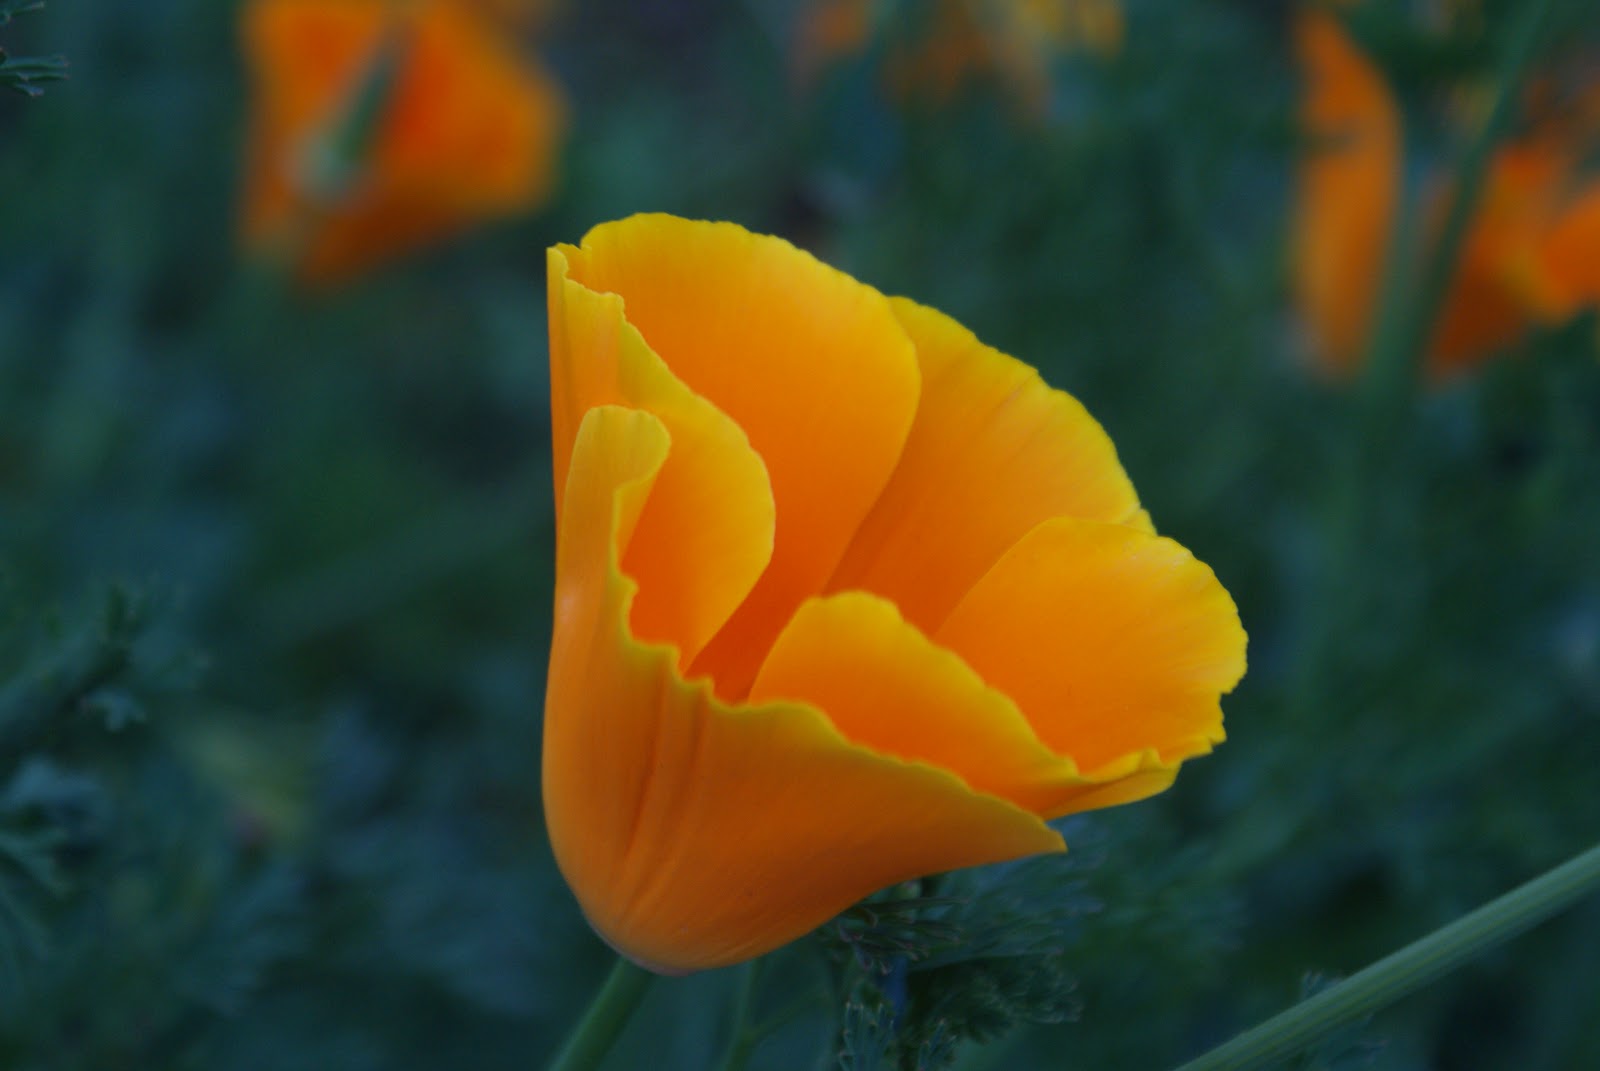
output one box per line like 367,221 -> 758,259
1360,0 -> 1557,415
546,956 -> 654,1071
1264,0 -> 1562,876
1173,840 -> 1600,1071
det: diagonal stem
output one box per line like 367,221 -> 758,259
546,956 -> 654,1071
1358,0 -> 1558,418
1172,840 -> 1600,1071
1267,0 -> 1564,884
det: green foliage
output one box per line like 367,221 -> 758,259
1,0 -> 1599,1068
0,586 -> 145,756
0,586 -> 308,1068
816,819 -> 1245,1068
838,986 -> 897,1071
0,760 -> 82,963
0,0 -> 64,97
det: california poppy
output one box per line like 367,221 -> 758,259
239,0 -> 567,285
1294,8 -> 1600,376
543,214 -> 1246,973
793,0 -> 1122,115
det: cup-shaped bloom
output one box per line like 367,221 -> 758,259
543,215 -> 1246,973
239,0 -> 567,285
1293,9 -> 1600,376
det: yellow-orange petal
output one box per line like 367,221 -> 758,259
546,405 -> 1064,973
749,590 -> 1177,819
546,248 -> 774,667
935,518 -> 1245,774
240,0 -> 566,284
1292,8 -> 1402,374
560,215 -> 921,699
829,297 -> 1142,635
544,405 -> 672,885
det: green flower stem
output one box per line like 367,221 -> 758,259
1173,840 -> 1600,1071
301,18 -> 405,203
1360,0 -> 1556,421
1308,0 -> 1556,701
726,989 -> 830,1069
546,957 -> 654,1071
1267,0 -> 1563,879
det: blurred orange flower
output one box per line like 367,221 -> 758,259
794,0 -> 1122,114
1294,9 -> 1600,376
239,0 -> 567,285
542,214 -> 1246,973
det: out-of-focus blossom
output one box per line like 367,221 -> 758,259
1294,8 -> 1600,377
542,214 -> 1246,973
793,0 -> 1122,115
1293,8 -> 1402,375
239,0 -> 567,285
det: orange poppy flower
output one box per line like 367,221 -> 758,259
1293,9 -> 1600,376
793,0 -> 1122,114
239,0 -> 567,285
543,214 -> 1247,973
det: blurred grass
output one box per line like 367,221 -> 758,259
1,0 -> 1598,1068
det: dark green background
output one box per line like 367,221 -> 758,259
1,1 -> 1598,1067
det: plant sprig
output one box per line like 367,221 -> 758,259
0,0 -> 64,98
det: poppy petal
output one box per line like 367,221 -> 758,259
1426,236 -> 1533,371
547,249 -> 775,667
240,0 -> 566,284
935,518 -> 1246,773
367,0 -> 563,206
560,215 -> 921,699
1530,184 -> 1600,318
1293,9 -> 1401,373
546,405 -> 1064,973
544,404 -> 675,902
749,590 -> 1176,819
829,297 -> 1142,635
1423,146 -> 1568,370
